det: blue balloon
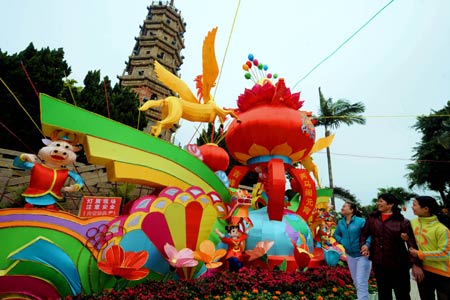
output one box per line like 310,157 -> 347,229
248,53 -> 254,61
263,64 -> 268,71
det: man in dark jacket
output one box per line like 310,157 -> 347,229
360,193 -> 424,300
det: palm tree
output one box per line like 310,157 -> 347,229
315,87 -> 366,207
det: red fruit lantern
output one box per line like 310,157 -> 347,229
198,143 -> 229,172
226,78 -> 317,221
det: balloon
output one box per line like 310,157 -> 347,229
242,64 -> 249,71
245,73 -> 251,79
273,73 -> 278,79
258,63 -> 263,70
253,59 -> 259,66
263,64 -> 268,71
267,73 -> 272,79
246,61 -> 252,68
248,53 -> 254,61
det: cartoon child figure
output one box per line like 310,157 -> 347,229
215,218 -> 253,271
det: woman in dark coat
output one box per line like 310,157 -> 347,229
360,193 -> 424,300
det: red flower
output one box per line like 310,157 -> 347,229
97,245 -> 149,280
291,239 -> 313,269
237,79 -> 303,112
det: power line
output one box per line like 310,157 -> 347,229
292,0 -> 395,90
316,114 -> 449,120
316,151 -> 450,164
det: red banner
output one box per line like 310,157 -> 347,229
79,196 -> 122,218
227,165 -> 250,188
289,168 -> 317,221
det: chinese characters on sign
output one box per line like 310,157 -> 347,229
290,168 -> 317,221
79,196 -> 122,217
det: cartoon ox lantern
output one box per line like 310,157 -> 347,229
13,131 -> 84,209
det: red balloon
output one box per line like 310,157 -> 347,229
253,59 -> 259,66
246,61 -> 252,68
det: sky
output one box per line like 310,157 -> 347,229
1,0 -> 449,213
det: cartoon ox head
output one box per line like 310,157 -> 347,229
39,131 -> 81,168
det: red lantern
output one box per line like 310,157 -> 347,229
198,143 -> 229,172
225,79 -> 317,221
226,80 -> 315,165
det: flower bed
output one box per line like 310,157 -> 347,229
69,266 -> 377,300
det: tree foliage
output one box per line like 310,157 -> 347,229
315,87 -> 366,131
76,70 -> 146,130
333,186 -> 358,204
0,43 -> 71,151
407,101 -> 450,207
0,45 -> 145,152
314,87 -> 366,207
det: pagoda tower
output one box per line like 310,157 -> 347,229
119,0 -> 186,141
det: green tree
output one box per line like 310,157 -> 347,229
58,77 -> 81,105
437,115 -> 450,150
315,87 -> 366,207
76,70 -> 146,130
333,186 -> 358,204
0,43 -> 71,151
407,101 -> 450,208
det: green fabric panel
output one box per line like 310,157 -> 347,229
39,93 -> 230,202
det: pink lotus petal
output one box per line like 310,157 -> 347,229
177,248 -> 194,258
164,243 -> 178,259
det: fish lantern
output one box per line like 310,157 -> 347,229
226,70 -> 317,221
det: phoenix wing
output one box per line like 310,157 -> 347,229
154,60 -> 198,103
201,27 -> 219,103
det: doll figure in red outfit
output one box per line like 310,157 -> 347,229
13,131 -> 84,210
215,218 -> 253,271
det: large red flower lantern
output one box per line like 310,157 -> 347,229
226,66 -> 318,221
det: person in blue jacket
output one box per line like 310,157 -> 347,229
334,201 -> 372,300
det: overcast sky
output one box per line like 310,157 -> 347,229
1,0 -> 449,213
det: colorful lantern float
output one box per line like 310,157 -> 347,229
226,55 -> 319,221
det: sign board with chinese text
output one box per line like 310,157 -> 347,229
79,196 -> 122,218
